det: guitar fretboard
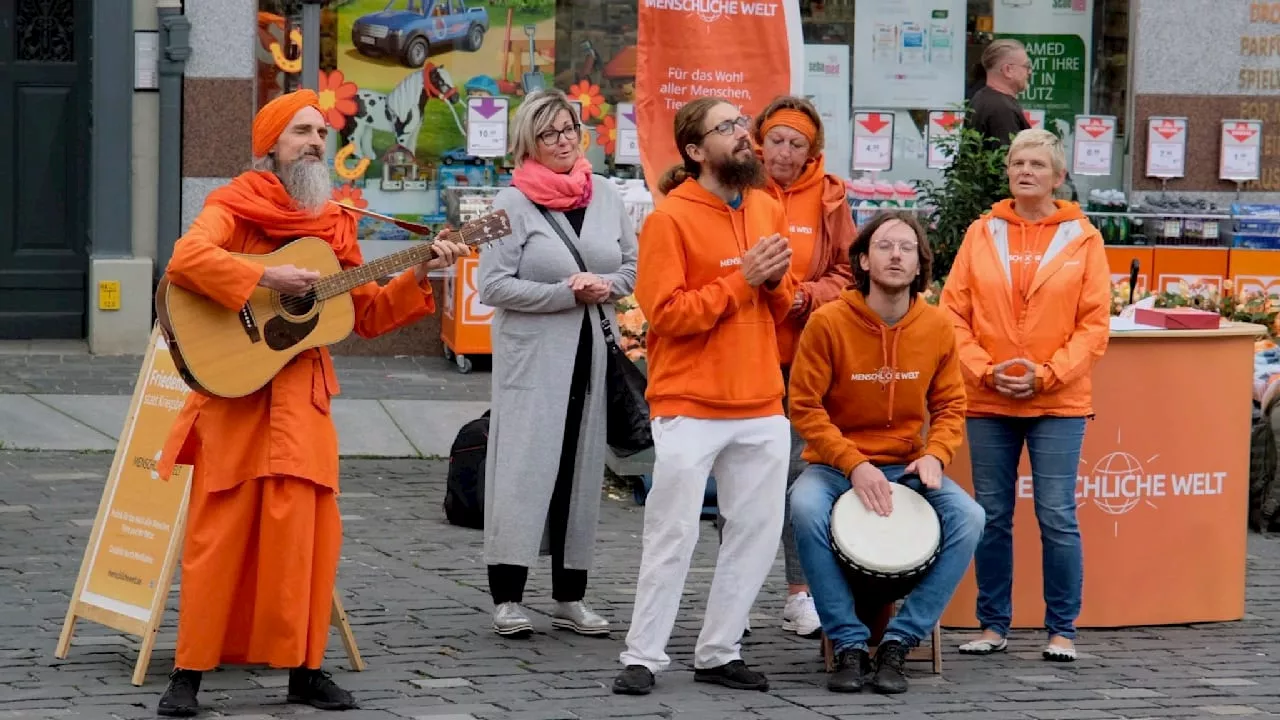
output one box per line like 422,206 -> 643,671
311,224 -> 485,300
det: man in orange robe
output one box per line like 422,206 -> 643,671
153,90 -> 470,717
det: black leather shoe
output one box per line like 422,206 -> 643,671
156,669 -> 202,717
612,664 -> 655,695
871,640 -> 909,694
287,667 -> 357,710
693,659 -> 769,691
827,648 -> 872,692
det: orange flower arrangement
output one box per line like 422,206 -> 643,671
595,114 -> 617,155
568,80 -> 605,121
615,295 -> 648,362
330,183 -> 368,209
317,70 -> 359,130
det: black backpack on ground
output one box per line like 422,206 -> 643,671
443,410 -> 489,529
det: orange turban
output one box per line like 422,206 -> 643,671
252,89 -> 322,157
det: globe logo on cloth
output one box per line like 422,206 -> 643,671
1088,451 -> 1146,516
691,0 -> 727,24
875,365 -> 896,386
1076,427 -> 1163,537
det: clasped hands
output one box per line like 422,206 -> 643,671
741,233 -> 793,288
258,229 -> 472,295
569,273 -> 612,304
991,358 -> 1040,400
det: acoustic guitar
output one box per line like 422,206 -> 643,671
155,209 -> 511,399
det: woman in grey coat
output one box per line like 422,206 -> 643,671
477,89 -> 638,638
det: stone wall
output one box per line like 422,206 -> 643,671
1131,0 -> 1280,201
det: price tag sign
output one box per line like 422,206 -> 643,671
1024,108 -> 1046,130
615,102 -> 640,166
1220,119 -> 1263,182
1145,116 -> 1187,179
925,110 -> 964,169
466,96 -> 510,158
1072,114 -> 1116,176
852,111 -> 894,172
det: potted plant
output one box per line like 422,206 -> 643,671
916,117 -> 1011,281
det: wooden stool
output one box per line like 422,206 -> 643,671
819,600 -> 942,674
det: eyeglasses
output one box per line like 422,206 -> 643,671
538,124 -> 581,147
871,239 -> 919,254
702,115 -> 751,138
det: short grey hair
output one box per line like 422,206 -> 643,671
1007,128 -> 1066,174
982,38 -> 1027,73
509,89 -> 578,166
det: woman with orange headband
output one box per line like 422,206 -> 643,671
735,95 -> 854,638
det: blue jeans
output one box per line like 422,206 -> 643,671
966,416 -> 1086,640
789,463 -> 985,652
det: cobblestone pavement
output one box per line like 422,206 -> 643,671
0,354 -> 491,401
3,450 -> 1280,719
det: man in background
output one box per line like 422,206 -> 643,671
969,39 -> 1032,151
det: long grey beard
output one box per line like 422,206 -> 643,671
280,158 -> 332,216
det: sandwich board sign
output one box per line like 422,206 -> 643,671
55,326 -> 364,685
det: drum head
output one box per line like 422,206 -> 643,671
831,484 -> 941,575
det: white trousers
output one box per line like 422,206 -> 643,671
620,414 -> 790,672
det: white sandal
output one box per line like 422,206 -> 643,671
1042,643 -> 1077,662
958,637 -> 1008,655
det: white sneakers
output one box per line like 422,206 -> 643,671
781,592 -> 822,638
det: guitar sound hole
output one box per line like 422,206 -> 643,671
277,291 -> 317,319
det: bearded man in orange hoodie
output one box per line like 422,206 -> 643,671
787,211 -> 984,695
153,90 -> 470,717
613,97 -> 796,697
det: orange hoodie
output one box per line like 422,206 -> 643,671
764,157 -> 856,366
939,199 -> 1111,417
788,289 -> 967,476
635,178 -> 796,420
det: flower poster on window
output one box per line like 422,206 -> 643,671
634,0 -> 804,199
255,0 -> 558,237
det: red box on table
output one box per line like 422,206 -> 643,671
1133,307 -> 1222,330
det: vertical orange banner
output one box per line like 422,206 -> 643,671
636,0 -> 804,198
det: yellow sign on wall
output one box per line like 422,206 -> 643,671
98,280 -> 121,311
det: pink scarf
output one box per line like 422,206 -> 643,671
511,157 -> 594,210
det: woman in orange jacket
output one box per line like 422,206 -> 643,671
740,96 -> 854,638
940,128 -> 1110,663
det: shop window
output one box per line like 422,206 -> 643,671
798,0 -> 1129,192
257,0 -> 559,231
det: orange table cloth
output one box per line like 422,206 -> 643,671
941,322 -> 1264,628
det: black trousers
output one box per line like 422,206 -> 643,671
488,309 -> 592,605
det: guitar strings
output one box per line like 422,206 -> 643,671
271,221 -> 499,315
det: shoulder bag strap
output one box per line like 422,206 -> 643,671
535,206 -> 619,345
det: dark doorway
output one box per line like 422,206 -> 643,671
0,0 -> 92,338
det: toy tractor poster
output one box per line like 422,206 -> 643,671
324,0 -> 556,236
255,0 -> 638,239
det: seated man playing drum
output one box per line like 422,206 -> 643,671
786,210 -> 985,694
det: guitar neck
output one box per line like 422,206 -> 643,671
313,243 -> 437,300
312,226 -> 475,300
